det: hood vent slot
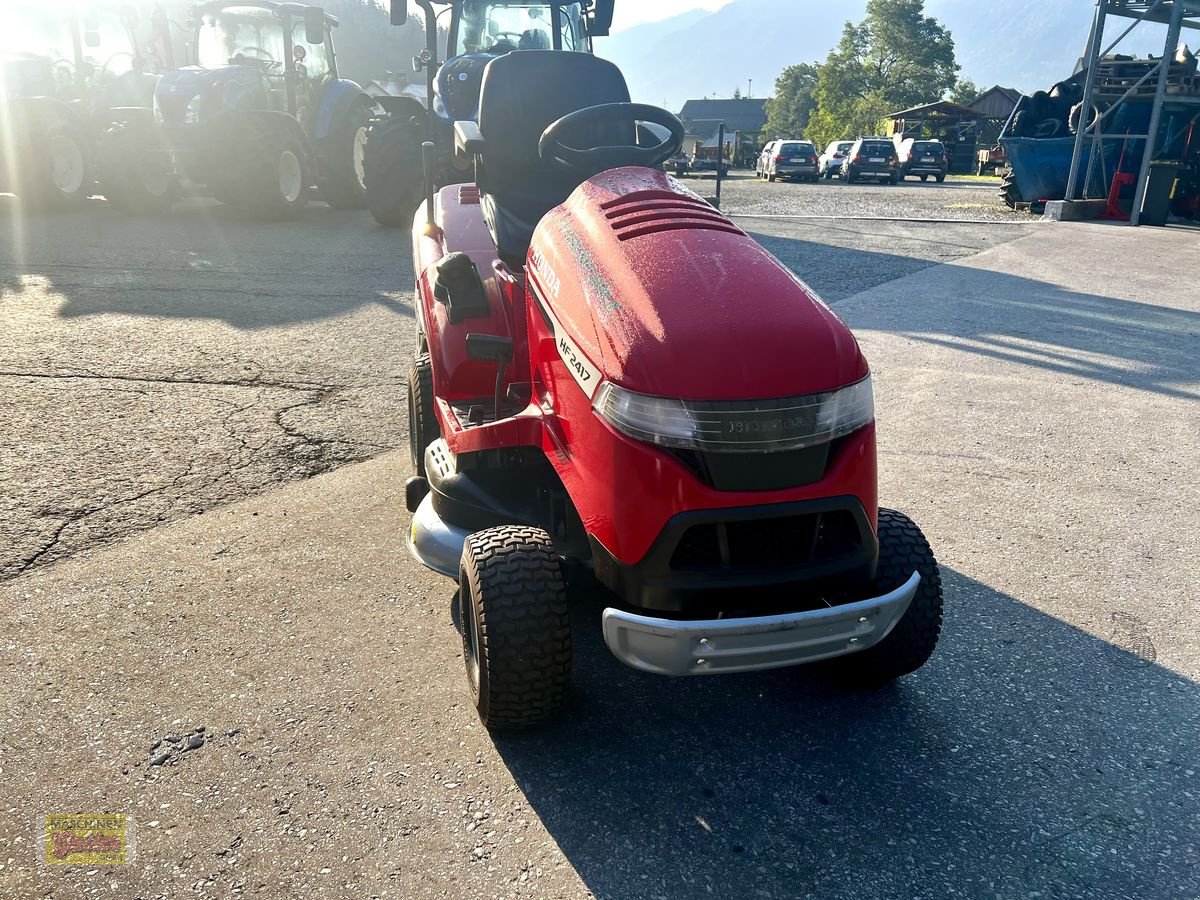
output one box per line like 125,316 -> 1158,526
604,198 -> 744,242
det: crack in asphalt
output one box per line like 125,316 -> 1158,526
0,370 -> 329,393
3,374 -> 394,580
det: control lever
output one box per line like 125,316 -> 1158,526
466,334 -> 514,424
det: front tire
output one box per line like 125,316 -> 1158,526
99,118 -> 175,215
22,118 -> 90,209
407,353 -> 438,477
238,117 -> 310,220
822,509 -> 943,686
364,115 -> 425,227
318,102 -> 370,209
459,526 -> 572,731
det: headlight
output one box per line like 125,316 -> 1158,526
184,95 -> 202,124
592,376 -> 874,453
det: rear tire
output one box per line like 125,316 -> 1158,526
407,353 -> 438,477
364,115 -> 425,227
459,526 -> 572,731
936,173 -> 946,183
919,174 -> 928,182
237,117 -> 310,220
99,118 -> 175,215
318,101 -> 370,209
820,509 -> 943,686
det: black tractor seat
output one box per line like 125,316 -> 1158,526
471,51 -> 634,264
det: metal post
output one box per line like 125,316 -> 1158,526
1066,0 -> 1108,200
714,123 -> 725,209
1130,0 -> 1185,225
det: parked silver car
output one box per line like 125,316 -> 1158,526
756,140 -> 781,179
820,140 -> 854,179
763,140 -> 819,182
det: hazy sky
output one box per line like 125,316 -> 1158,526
612,1 -> 731,31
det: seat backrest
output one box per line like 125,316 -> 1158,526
476,51 -> 633,262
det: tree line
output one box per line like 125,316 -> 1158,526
763,0 -> 979,149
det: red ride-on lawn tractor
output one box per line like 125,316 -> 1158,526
404,50 -> 944,730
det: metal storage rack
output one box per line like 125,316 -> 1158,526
1065,0 -> 1200,223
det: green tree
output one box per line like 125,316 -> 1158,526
763,63 -> 820,139
948,77 -> 980,106
805,0 -> 959,149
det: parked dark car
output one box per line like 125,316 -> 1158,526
764,140 -> 819,182
897,138 -> 948,182
842,137 -> 900,184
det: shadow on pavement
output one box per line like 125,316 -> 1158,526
0,196 -> 415,330
747,231 -> 1200,401
494,569 -> 1198,900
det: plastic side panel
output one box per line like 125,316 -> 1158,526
527,285 -> 878,565
413,186 -> 534,442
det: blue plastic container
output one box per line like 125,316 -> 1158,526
1001,135 -> 1143,201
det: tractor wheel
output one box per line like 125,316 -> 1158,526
239,118 -> 310,220
364,115 -> 425,227
21,118 -> 90,210
318,101 -> 370,209
99,118 -> 175,215
1001,173 -> 1024,209
459,526 -> 572,731
407,353 -> 438,477
820,509 -> 943,687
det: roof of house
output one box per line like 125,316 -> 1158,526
972,85 -> 1023,106
677,98 -> 768,133
888,100 -> 981,120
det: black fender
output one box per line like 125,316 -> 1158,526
374,95 -> 428,125
4,95 -> 84,132
222,109 -> 311,149
105,106 -> 157,129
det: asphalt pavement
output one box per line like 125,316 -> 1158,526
2,181 -> 1198,899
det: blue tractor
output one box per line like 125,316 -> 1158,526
102,1 -> 375,218
0,3 -> 156,209
364,0 -> 614,226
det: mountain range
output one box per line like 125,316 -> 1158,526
603,0 -> 1172,111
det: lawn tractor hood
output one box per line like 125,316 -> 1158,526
154,66 -> 261,124
528,168 -> 868,403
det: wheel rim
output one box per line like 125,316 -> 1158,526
460,575 -> 481,692
352,126 -> 368,188
142,165 -> 169,198
49,134 -> 85,194
277,149 -> 302,203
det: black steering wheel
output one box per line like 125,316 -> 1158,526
538,103 -> 685,172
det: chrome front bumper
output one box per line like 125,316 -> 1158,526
601,572 -> 921,676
